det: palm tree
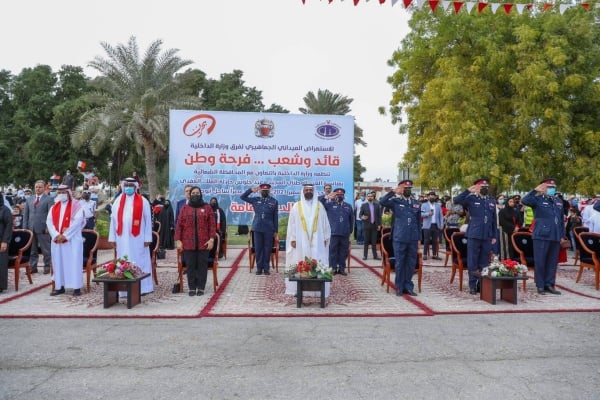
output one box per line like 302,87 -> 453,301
72,36 -> 202,198
300,89 -> 366,181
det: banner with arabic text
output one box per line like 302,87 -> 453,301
169,110 -> 354,225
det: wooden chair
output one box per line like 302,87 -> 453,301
380,232 -> 422,293
449,232 -> 468,291
7,228 -> 34,291
248,230 -> 279,273
510,231 -> 536,290
575,232 -> 600,290
442,227 -> 460,267
219,230 -> 227,260
149,230 -> 160,285
152,220 -> 161,235
177,233 -> 220,293
572,226 -> 589,266
82,229 -> 99,292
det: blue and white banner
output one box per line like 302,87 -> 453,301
169,110 -> 354,225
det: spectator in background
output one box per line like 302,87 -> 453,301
79,191 -> 97,230
421,191 -> 443,261
354,191 -> 366,245
209,197 -> 227,259
359,191 -> 381,261
23,180 -> 53,274
0,193 -> 12,293
62,169 -> 76,191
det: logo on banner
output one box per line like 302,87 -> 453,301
315,120 -> 341,140
254,119 -> 275,138
182,114 -> 216,138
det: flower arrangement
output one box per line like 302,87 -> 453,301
482,258 -> 528,277
286,257 -> 333,279
95,256 -> 143,279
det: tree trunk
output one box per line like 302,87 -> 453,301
142,135 -> 158,199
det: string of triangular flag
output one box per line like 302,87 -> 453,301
300,0 -> 599,15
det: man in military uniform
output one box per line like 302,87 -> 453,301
319,188 -> 354,275
241,183 -> 279,275
454,178 -> 497,295
379,180 -> 421,296
521,178 -> 565,295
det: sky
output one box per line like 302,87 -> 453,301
2,0 -> 412,183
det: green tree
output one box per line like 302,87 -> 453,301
72,36 -> 202,198
300,88 -> 366,181
385,8 -> 600,195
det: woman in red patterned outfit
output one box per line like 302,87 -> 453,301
175,187 -> 216,296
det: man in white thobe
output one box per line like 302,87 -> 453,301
109,177 -> 153,295
285,184 -> 331,296
47,185 -> 85,296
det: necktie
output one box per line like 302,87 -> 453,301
34,196 -> 40,207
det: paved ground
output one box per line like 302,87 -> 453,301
1,313 -> 600,399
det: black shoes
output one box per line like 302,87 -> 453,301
469,288 -> 478,295
197,290 -> 204,296
339,270 -> 347,276
50,287 -> 65,296
264,271 -> 271,276
73,289 -> 81,297
373,256 -> 381,260
31,268 -> 38,274
255,271 -> 263,275
189,290 -> 196,296
43,267 -> 51,275
545,286 -> 561,295
423,255 -> 428,260
432,256 -> 442,260
406,290 -> 418,297
537,288 -> 547,295
362,257 -> 368,260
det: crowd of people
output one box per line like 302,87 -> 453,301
2,172 -> 600,300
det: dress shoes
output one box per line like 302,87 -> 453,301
339,270 -> 348,276
469,288 -> 478,295
263,271 -> 271,276
189,290 -> 196,296
362,257 -> 368,260
50,287 -> 65,296
406,290 -> 418,296
423,255 -> 428,260
373,256 -> 381,260
255,271 -> 263,275
432,256 -> 442,260
197,290 -> 204,296
43,267 -> 51,275
73,289 -> 81,297
537,288 -> 547,295
31,268 -> 39,274
545,286 -> 561,295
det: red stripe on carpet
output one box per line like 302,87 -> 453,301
199,248 -> 247,317
0,281 -> 52,305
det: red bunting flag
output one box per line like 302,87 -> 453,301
478,2 -> 488,12
403,0 -> 413,7
354,0 -> 360,5
380,0 -> 386,3
581,3 -> 590,10
503,3 -> 513,14
542,3 -> 553,12
453,1 -> 464,13
429,0 -> 439,11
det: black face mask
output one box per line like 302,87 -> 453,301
82,194 -> 90,201
210,203 -> 217,210
189,194 -> 203,207
261,190 -> 269,198
304,192 -> 314,200
403,189 -> 412,197
336,195 -> 344,202
480,188 -> 489,196
429,198 -> 435,203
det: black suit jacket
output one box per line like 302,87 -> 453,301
359,201 -> 382,230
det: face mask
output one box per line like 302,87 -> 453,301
82,194 -> 90,201
547,187 -> 556,196
403,189 -> 412,197
304,192 -> 314,200
190,194 -> 203,205
480,187 -> 489,196
124,187 -> 135,196
210,203 -> 217,210
54,194 -> 68,203
498,199 -> 505,205
261,190 -> 269,198
429,198 -> 435,203
361,196 -> 365,201
336,195 -> 344,202
24,195 -> 31,200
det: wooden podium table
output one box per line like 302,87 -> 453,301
480,275 -> 528,305
92,273 -> 150,309
289,276 -> 331,308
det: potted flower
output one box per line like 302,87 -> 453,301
482,258 -> 528,277
95,211 -> 113,250
95,256 -> 142,280
286,257 -> 333,280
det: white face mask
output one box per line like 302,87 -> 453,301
54,194 -> 68,203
